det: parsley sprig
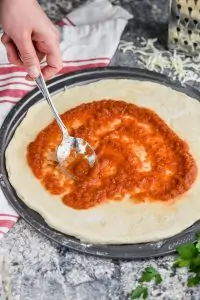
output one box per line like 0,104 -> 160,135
140,266 -> 162,284
131,285 -> 148,299
131,232 -> 200,299
131,266 -> 162,299
173,232 -> 200,287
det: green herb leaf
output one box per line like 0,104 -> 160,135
155,274 -> 162,284
196,241 -> 200,252
131,285 -> 148,299
189,257 -> 200,273
177,243 -> 198,260
196,232 -> 200,240
195,232 -> 200,252
140,266 -> 162,284
173,258 -> 190,268
187,274 -> 200,287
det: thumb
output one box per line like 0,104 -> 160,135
16,38 -> 40,78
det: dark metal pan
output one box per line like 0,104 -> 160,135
0,67 -> 199,259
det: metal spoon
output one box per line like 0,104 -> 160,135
35,73 -> 96,177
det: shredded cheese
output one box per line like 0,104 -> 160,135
119,38 -> 200,86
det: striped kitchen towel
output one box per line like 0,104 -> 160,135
0,0 -> 132,238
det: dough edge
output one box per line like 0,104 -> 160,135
5,79 -> 200,244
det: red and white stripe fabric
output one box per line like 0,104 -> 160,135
0,0 -> 132,238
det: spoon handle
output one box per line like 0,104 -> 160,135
35,73 -> 70,137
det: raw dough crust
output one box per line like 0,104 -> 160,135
5,79 -> 200,244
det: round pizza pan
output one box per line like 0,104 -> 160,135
0,67 -> 200,260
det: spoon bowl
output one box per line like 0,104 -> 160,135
57,135 -> 97,173
35,73 -> 97,178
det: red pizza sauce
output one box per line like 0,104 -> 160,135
63,151 -> 93,179
27,100 -> 197,209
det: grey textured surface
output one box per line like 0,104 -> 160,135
1,0 -> 200,299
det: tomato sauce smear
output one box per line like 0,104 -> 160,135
27,100 -> 198,210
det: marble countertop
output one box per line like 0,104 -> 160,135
1,0 -> 200,299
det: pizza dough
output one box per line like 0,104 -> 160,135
5,79 -> 200,244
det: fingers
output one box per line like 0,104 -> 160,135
1,28 -> 62,81
36,50 -> 45,64
41,31 -> 62,80
1,33 -> 23,66
14,35 -> 40,78
41,51 -> 62,81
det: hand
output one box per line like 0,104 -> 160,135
0,0 -> 62,80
